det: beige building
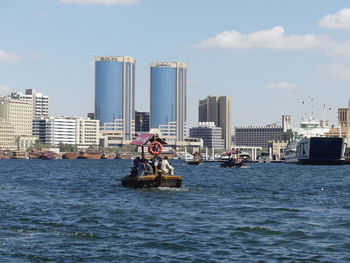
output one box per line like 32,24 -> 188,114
338,108 -> 349,128
76,118 -> 100,148
11,89 -> 49,118
199,96 -> 232,149
0,97 -> 33,137
0,119 -> 16,150
17,135 -> 38,151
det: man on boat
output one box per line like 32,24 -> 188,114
161,156 -> 174,175
144,159 -> 154,175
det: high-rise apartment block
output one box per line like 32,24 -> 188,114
190,122 -> 225,149
198,96 -> 232,149
150,62 -> 187,141
0,119 -> 16,150
95,56 -> 135,140
0,97 -> 33,137
11,89 -> 49,118
135,111 -> 150,133
75,117 -> 100,147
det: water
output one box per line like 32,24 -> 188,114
1,160 -> 350,262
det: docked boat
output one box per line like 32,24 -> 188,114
40,151 -> 59,160
28,151 -> 42,159
284,119 -> 346,164
78,150 -> 102,159
115,152 -> 133,159
120,133 -> 182,188
102,152 -> 117,159
62,152 -> 79,159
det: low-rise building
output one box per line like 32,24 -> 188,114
190,122 -> 225,150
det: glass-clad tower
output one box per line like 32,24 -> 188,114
150,62 -> 187,141
95,56 -> 135,140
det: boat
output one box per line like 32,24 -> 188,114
40,151 -> 59,160
115,152 -> 133,159
220,149 -> 244,167
102,152 -> 117,159
62,152 -> 79,159
284,118 -> 346,165
28,151 -> 42,159
121,133 -> 182,188
187,152 -> 203,165
78,150 -> 102,159
257,152 -> 272,163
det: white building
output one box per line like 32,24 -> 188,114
0,97 -> 33,137
76,117 -> 100,148
33,116 -> 100,147
190,122 -> 225,149
33,117 -> 76,146
11,89 -> 49,118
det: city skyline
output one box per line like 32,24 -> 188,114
1,0 -> 350,128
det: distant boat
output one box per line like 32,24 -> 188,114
102,152 -> 117,159
78,150 -> 102,159
40,151 -> 59,160
62,152 -> 79,159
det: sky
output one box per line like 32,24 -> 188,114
1,0 -> 350,129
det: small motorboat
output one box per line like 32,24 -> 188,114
220,149 -> 244,168
121,133 -> 183,188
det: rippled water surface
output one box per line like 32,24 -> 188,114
1,160 -> 350,262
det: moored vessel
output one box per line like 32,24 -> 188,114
102,152 -> 117,159
62,152 -> 79,159
78,150 -> 102,159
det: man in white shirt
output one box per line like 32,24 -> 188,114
161,156 -> 174,175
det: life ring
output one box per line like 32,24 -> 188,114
149,141 -> 163,155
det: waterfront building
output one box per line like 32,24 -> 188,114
95,56 -> 135,140
75,117 -> 100,148
11,89 -> 49,118
135,111 -> 150,133
150,62 -> 187,141
190,122 -> 225,149
198,96 -> 232,150
33,117 -> 76,146
338,108 -> 349,128
18,135 -> 38,151
0,119 -> 16,150
235,125 -> 284,149
0,97 -> 33,137
282,115 -> 292,132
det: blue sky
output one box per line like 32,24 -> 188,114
1,0 -> 350,128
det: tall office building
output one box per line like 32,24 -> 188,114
11,89 -> 49,118
0,97 -> 33,136
199,96 -> 232,149
95,56 -> 135,140
150,62 -> 187,141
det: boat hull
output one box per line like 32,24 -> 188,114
121,174 -> 182,188
297,137 -> 345,165
187,160 -> 202,165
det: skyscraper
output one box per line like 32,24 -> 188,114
150,62 -> 187,141
199,96 -> 232,149
95,56 -> 135,140
135,111 -> 150,133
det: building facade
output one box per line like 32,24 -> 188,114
150,62 -> 187,141
33,117 -> 76,146
135,111 -> 150,133
338,108 -> 349,128
11,89 -> 49,118
235,125 -> 284,149
95,56 -> 135,140
0,97 -> 33,137
198,96 -> 232,149
75,117 -> 100,148
0,119 -> 16,150
190,122 -> 225,149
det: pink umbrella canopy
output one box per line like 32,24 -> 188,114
226,149 -> 238,155
130,133 -> 167,146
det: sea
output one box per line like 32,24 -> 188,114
0,159 -> 349,262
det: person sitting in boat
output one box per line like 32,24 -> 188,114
227,154 -> 235,166
150,155 -> 160,174
161,156 -> 174,175
144,159 -> 154,175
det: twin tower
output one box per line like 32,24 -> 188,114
95,56 -> 187,141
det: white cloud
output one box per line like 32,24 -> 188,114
318,8 -> 350,30
0,50 -> 21,63
59,0 -> 139,5
0,84 -> 14,96
197,26 -> 327,50
264,82 -> 300,91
